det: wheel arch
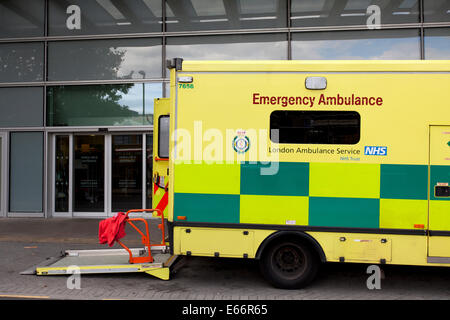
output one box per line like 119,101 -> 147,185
255,230 -> 327,262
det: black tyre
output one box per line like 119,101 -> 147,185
260,238 -> 319,289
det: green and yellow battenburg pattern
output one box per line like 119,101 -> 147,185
172,161 -> 439,231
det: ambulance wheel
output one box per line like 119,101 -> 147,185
260,238 -> 319,289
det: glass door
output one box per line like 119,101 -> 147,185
73,135 -> 105,216
52,132 -> 153,217
54,135 -> 70,213
111,134 -> 143,212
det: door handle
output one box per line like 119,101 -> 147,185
435,184 -> 450,197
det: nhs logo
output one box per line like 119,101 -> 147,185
364,146 -> 387,156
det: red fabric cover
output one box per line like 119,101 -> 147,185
99,212 -> 128,247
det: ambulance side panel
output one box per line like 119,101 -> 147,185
168,63 -> 450,266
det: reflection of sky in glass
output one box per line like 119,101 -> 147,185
167,36 -> 287,62
425,35 -> 450,60
292,36 -> 420,60
48,39 -> 161,81
117,83 -> 162,116
110,44 -> 161,79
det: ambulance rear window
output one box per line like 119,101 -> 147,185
158,115 -> 170,158
270,111 -> 360,145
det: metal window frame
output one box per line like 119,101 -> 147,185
419,0 -> 425,60
49,131 -> 154,219
0,0 -> 448,43
109,132 -> 147,216
0,132 -> 7,217
2,22 -> 450,43
70,132 -> 108,218
51,134 -> 72,218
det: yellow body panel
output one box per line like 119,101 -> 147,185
152,98 -> 170,218
428,201 -> 450,231
428,126 -> 450,256
430,126 -> 450,166
172,226 -> 450,267
309,163 -> 380,198
308,231 -> 428,265
379,199 -> 428,229
240,195 -> 309,225
173,227 -> 274,258
181,60 -> 450,73
429,237 -> 450,257
173,162 -> 240,194
173,72 -> 449,165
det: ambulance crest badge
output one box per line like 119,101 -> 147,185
233,131 -> 250,154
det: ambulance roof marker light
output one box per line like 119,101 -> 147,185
178,76 -> 193,83
305,76 -> 327,90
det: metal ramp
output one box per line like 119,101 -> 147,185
23,209 -> 178,280
29,246 -> 177,280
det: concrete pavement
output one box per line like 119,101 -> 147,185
1,218 -> 450,301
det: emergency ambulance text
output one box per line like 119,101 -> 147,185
252,93 -> 383,108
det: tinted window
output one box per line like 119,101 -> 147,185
291,29 -> 420,60
46,83 -> 162,126
423,0 -> 450,23
166,0 -> 287,32
166,33 -> 288,69
0,42 -> 44,83
270,111 -> 360,144
9,132 -> 43,212
0,0 -> 45,38
48,0 -> 162,36
291,0 -> 419,27
0,87 -> 43,127
48,38 -> 162,81
158,116 -> 170,158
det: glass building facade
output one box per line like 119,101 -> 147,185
0,0 -> 449,218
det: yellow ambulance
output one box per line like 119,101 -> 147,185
153,58 -> 450,288
33,59 -> 450,289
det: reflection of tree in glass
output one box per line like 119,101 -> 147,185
0,44 -> 43,81
47,84 -> 142,126
46,44 -> 147,126
50,45 -> 132,80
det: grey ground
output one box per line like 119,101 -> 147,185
1,218 -> 450,300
